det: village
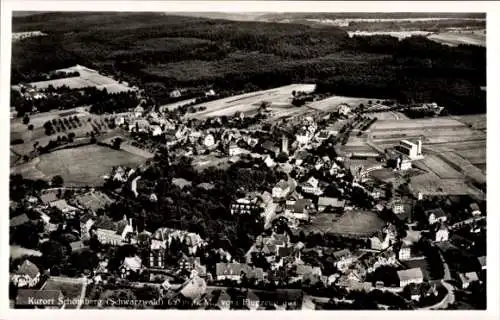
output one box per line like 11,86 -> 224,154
9,66 -> 487,310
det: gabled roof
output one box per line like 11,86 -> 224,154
122,256 -> 142,271
16,289 -> 64,306
216,262 -> 252,277
294,198 -> 313,213
397,268 -> 423,281
318,197 -> 345,208
332,249 -> 352,259
469,203 -> 480,212
15,260 -> 40,278
40,192 -> 58,204
70,241 -> 86,251
477,256 -> 486,268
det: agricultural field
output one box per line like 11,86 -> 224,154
307,95 -> 381,113
348,30 -> 431,39
409,172 -> 484,200
184,84 -> 315,119
159,98 -> 197,112
453,114 -> 487,131
12,145 -> 148,186
428,29 -> 486,47
302,211 -> 385,237
19,65 -> 135,93
418,155 -> 463,179
364,111 -> 408,120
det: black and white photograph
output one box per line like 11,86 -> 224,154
1,0 -> 497,316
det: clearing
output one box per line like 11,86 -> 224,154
12,145 -> 147,186
428,29 -> 486,47
184,84 -> 315,119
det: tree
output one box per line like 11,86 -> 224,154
23,115 -> 30,125
51,175 -> 64,187
112,137 -> 123,150
28,124 -> 34,130
276,152 -> 289,163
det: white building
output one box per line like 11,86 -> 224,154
398,246 -> 411,261
397,268 -> 424,287
435,226 -> 449,242
203,134 -> 215,147
338,104 -> 351,116
398,139 -> 423,159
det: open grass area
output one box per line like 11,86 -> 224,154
12,145 -> 147,186
428,30 -> 486,47
303,211 -> 385,236
184,83 -> 315,119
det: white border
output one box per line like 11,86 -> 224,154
1,1 -> 499,320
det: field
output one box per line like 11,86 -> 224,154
302,210 -> 385,237
159,98 -> 197,112
453,114 -> 487,131
364,111 -> 408,120
41,277 -> 85,309
307,95 -> 381,113
23,65 -> 134,93
10,107 -> 121,157
184,84 -> 315,119
10,245 -> 42,260
428,30 -> 486,47
12,145 -> 148,186
348,30 -> 431,39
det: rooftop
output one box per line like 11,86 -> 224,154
397,267 -> 424,281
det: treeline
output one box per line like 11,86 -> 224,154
11,13 -> 486,115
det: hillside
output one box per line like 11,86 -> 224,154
11,12 -> 486,114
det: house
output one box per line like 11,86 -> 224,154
392,200 -> 405,215
469,203 -> 481,216
203,134 -> 215,148
315,130 -> 331,142
149,240 -> 166,269
129,119 -> 150,133
398,245 -> 411,261
301,176 -> 323,196
435,224 -> 449,242
228,144 -> 250,157
179,257 -> 207,278
397,268 -> 424,287
120,255 -> 142,279
69,240 -> 87,253
272,180 -> 291,199
134,105 -> 145,118
15,289 -> 65,309
294,150 -> 312,166
80,214 -> 95,239
317,197 -> 345,212
11,260 -> 40,288
10,214 -> 31,228
215,263 -> 252,281
50,199 -> 77,214
150,125 -> 163,136
230,198 -> 259,215
288,198 -> 313,220
295,264 -> 322,279
295,129 -> 311,145
426,208 -> 447,225
261,140 -> 280,157
458,272 -> 479,289
264,155 -> 275,168
152,228 -> 206,256
170,89 -> 182,98
332,249 -> 355,271
370,232 -> 392,251
40,192 -> 58,205
338,104 -> 351,116
205,89 -> 216,97
94,217 -> 134,246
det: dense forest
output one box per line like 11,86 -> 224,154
11,12 -> 486,114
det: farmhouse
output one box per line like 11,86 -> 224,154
94,217 -> 134,246
397,267 -> 424,287
216,262 -> 252,281
120,255 -> 143,279
300,176 -> 323,196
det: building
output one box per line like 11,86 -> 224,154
261,140 -> 280,157
80,214 -> 95,239
228,144 -> 250,157
120,255 -> 142,279
469,203 -> 481,216
170,89 -> 182,98
150,125 -> 163,136
397,268 -> 424,287
398,245 -> 411,261
435,224 -> 449,242
458,272 -> 479,289
301,176 -> 323,196
94,217 -> 134,246
332,249 -> 355,271
215,263 -> 252,281
10,214 -> 31,228
370,232 -> 392,251
272,180 -> 292,199
426,208 -> 447,225
179,275 -> 207,302
288,198 -> 314,220
281,135 -> 289,154
317,197 -> 345,212
338,104 -> 351,116
398,139 -> 422,159
203,134 -> 215,148
392,200 -> 405,215
230,198 -> 259,215
15,289 -> 65,309
149,239 -> 166,269
477,256 -> 486,270
11,260 -> 40,288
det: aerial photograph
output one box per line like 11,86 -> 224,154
8,10 -> 486,310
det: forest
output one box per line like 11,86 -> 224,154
11,12 -> 486,114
